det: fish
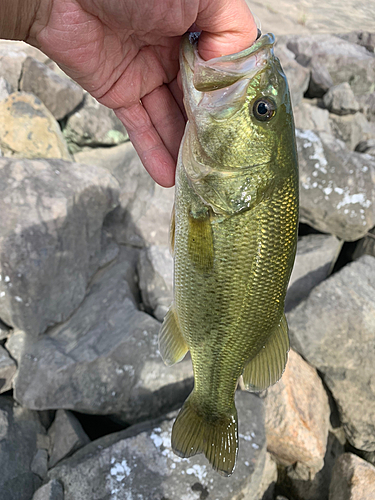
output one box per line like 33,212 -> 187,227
158,32 -> 299,476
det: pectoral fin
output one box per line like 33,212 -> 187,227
159,305 -> 188,366
188,209 -> 214,272
242,314 -> 289,392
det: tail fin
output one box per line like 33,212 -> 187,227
171,394 -> 238,476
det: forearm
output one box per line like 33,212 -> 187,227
0,0 -> 41,41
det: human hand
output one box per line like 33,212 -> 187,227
6,0 -> 258,186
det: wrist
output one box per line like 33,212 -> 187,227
0,0 -> 41,41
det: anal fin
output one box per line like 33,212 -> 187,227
159,305 -> 188,366
242,314 -> 289,392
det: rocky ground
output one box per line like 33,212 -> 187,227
1,10 -> 375,500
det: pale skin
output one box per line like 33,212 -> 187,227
1,0 -> 257,186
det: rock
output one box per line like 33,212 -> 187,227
7,248 -> 194,423
306,58 -> 334,98
353,227 -> 375,260
48,410 -> 90,468
288,255 -> 375,453
0,40 -> 49,64
0,156 -> 119,337
0,92 -> 71,160
323,83 -> 360,115
286,34 -> 375,96
20,57 -> 84,120
0,76 -> 12,102
265,350 -> 330,475
329,453 -> 375,500
329,112 -> 375,151
286,234 -> 341,312
356,139 -> 375,153
296,129 -> 375,241
32,479 -> 64,500
0,345 -> 17,393
63,93 -> 128,153
75,142 -> 175,247
0,319 -> 11,340
294,99 -> 332,135
0,396 -> 46,499
137,245 -> 173,320
31,449 -> 49,479
274,42 -> 310,107
254,452 -> 278,500
358,92 -> 375,122
339,31 -> 375,53
0,47 -> 28,89
48,391 -> 266,500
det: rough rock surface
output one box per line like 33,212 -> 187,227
265,350 -> 330,475
48,410 -> 90,468
0,157 -> 119,337
0,92 -> 71,160
7,248 -> 193,423
0,76 -> 12,102
323,82 -> 360,115
329,112 -> 375,151
76,142 -> 175,247
137,245 -> 173,321
353,227 -> 375,260
31,449 -> 49,480
288,255 -> 375,452
0,396 -> 46,500
64,93 -> 128,152
20,57 -> 84,120
0,345 -> 17,393
286,234 -> 341,311
294,99 -> 332,135
358,92 -> 375,123
48,391 -> 265,500
329,453 -> 375,500
32,479 -> 64,500
296,129 -> 375,241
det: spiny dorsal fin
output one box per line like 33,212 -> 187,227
242,314 -> 289,392
158,305 -> 188,366
188,209 -> 214,272
169,203 -> 175,256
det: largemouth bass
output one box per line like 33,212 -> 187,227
159,32 -> 299,476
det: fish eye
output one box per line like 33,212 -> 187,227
252,97 -> 276,122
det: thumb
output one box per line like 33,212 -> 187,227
196,0 -> 258,60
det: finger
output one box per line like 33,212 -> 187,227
197,0 -> 258,60
142,84 -> 185,163
168,77 -> 186,119
115,103 -> 176,188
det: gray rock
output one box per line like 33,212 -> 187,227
254,452 -> 277,500
356,139 -> 375,153
0,157 -> 119,337
0,76 -> 12,102
64,93 -> 128,153
48,410 -> 90,468
329,453 -> 375,500
353,227 -> 375,261
329,112 -> 375,151
274,42 -> 310,107
137,245 -> 173,321
20,57 -> 84,121
0,47 -> 28,89
286,234 -> 341,311
358,92 -> 375,122
294,99 -> 332,135
323,83 -> 360,115
307,58 -> 334,98
48,391 -> 266,500
7,248 -> 193,423
0,396 -> 46,499
288,255 -> 375,452
0,344 -> 17,393
286,34 -> 375,96
32,479 -> 64,500
31,449 -> 49,479
338,31 -> 375,53
0,318 -> 11,340
296,129 -> 375,241
75,142 -> 175,247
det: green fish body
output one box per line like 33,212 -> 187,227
159,32 -> 299,476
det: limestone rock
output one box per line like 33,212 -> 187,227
137,245 -> 173,320
0,396 -> 46,499
0,47 -> 28,89
20,57 -> 84,120
0,345 -> 17,393
323,83 -> 360,115
286,234 -> 341,311
339,31 -> 375,53
288,255 -> 375,452
0,76 -> 12,102
358,92 -> 375,123
32,479 -> 64,500
0,92 -> 71,160
294,99 -> 332,135
0,319 -> 11,341
286,34 -> 375,96
64,93 -> 128,152
306,58 -> 334,98
329,112 -> 375,151
0,157 -> 119,337
353,227 -> 375,260
76,142 -> 174,247
31,449 -> 49,479
296,129 -> 375,241
329,453 -> 375,500
254,452 -> 277,500
7,248 -> 193,423
48,410 -> 90,468
48,391 -> 266,500
265,350 -> 330,475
